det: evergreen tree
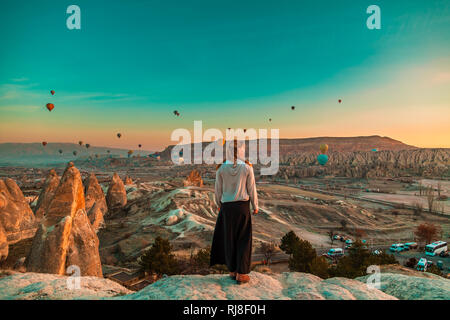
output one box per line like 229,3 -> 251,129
280,231 -> 301,256
138,236 -> 179,276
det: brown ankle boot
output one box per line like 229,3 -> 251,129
236,273 -> 250,284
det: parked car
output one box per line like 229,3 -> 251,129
390,243 -> 405,253
333,235 -> 341,241
427,260 -> 433,267
372,249 -> 383,255
325,248 -> 344,258
404,242 -> 418,250
437,260 -> 444,270
345,239 -> 353,245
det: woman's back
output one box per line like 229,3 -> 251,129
215,160 -> 258,211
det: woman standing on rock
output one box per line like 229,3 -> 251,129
210,139 -> 258,284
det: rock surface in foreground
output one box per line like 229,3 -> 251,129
1,270 -> 449,300
357,272 -> 450,300
0,271 -> 130,300
120,272 -> 396,300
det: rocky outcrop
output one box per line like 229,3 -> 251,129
66,208 -> 103,277
106,173 -> 127,209
25,162 -> 102,277
0,178 -> 36,243
87,202 -> 105,232
0,224 -> 8,261
34,169 -> 60,220
183,170 -> 203,187
44,162 -> 85,226
84,173 -> 107,215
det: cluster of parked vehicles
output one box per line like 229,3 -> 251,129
325,239 -> 449,272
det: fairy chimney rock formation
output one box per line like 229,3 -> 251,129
124,176 -> 133,185
0,178 -> 36,243
183,170 -> 204,187
0,224 -> 8,261
87,201 -> 105,233
84,173 -> 107,215
34,169 -> 60,221
106,173 -> 127,209
25,162 -> 102,277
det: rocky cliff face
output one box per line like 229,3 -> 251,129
106,173 -> 127,210
0,178 -> 36,244
84,173 -> 107,215
26,162 -> 102,277
34,169 -> 60,220
276,148 -> 450,179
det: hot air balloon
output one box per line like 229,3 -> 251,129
51,90 -> 55,95
317,154 -> 328,166
42,141 -> 47,146
107,150 -> 110,153
338,99 -> 342,103
85,144 -> 90,149
291,106 -> 295,110
58,149 -> 63,154
138,144 -> 142,148
269,118 -> 272,122
117,133 -> 122,138
319,144 -> 329,154
46,103 -> 54,112
73,151 -> 77,156
244,129 -> 247,133
78,141 -> 83,146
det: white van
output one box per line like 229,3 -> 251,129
417,258 -> 427,272
326,248 -> 344,258
425,241 -> 448,256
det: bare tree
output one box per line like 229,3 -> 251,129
413,202 -> 423,217
437,181 -> 442,198
327,230 -> 335,246
414,223 -> 442,245
425,187 -> 435,213
260,242 -> 277,266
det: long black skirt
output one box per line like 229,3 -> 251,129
210,200 -> 252,274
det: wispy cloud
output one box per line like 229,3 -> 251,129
11,77 -> 29,82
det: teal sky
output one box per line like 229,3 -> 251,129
1,0 -> 449,150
